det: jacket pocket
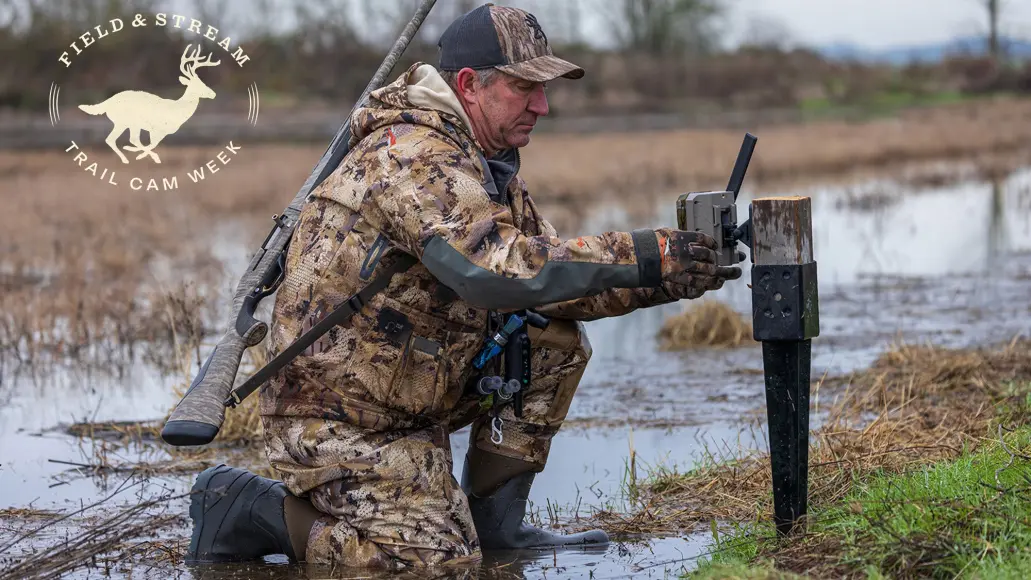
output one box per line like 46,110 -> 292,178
389,334 -> 446,415
350,305 -> 452,416
347,299 -> 486,417
435,327 -> 487,412
346,306 -> 413,407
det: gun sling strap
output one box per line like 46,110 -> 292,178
225,125 -> 508,408
224,252 -> 418,407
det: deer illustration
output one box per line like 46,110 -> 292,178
78,44 -> 221,164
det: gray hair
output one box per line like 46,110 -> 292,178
439,67 -> 501,94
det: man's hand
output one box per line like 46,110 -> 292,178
653,228 -> 743,299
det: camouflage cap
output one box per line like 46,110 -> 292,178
438,3 -> 585,83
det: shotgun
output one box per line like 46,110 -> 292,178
161,0 -> 438,447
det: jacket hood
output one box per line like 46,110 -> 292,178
348,62 -> 522,203
349,62 -> 477,150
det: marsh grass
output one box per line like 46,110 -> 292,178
0,473 -> 189,580
0,142 -> 287,374
0,248 -> 220,376
696,421 -> 1031,579
821,424 -> 1031,577
586,337 -> 1031,552
658,300 -> 754,350
691,562 -> 804,580
4,97 -> 1030,374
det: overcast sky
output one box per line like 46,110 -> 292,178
725,0 -> 1031,49
561,0 -> 1031,50
157,0 -> 1031,51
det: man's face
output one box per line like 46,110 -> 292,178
465,71 -> 550,152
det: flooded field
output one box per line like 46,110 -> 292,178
2,163 -> 1030,579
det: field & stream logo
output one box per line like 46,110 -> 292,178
49,13 -> 260,192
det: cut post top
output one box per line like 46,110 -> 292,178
751,197 -> 814,266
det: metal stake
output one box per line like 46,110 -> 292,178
749,196 -> 820,536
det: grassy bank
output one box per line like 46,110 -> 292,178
584,338 -> 1031,578
695,420 -> 1031,579
796,89 -> 978,121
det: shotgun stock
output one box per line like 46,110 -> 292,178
160,0 -> 438,447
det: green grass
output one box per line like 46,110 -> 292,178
697,519 -> 773,571
798,90 -> 978,122
827,424 -> 1031,578
689,421 -> 1031,578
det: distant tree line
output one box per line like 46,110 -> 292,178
0,0 -> 1026,115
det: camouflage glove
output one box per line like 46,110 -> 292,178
653,228 -> 743,299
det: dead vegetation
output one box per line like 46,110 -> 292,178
1,95 -> 1026,456
0,175 -> 222,374
658,300 -> 754,350
2,98 -> 1027,371
0,474 -> 189,580
585,336 -> 1031,547
0,141 -> 282,373
520,96 -> 1031,215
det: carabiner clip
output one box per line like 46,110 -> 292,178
491,415 -> 504,445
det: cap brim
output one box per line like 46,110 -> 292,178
495,54 -> 585,82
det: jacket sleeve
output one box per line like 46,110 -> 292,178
368,133 -> 662,311
533,286 -> 678,321
523,200 -> 680,321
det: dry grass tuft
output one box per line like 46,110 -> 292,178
0,508 -> 60,520
589,337 -> 1031,540
658,300 -> 755,350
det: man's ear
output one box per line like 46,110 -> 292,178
455,68 -> 480,105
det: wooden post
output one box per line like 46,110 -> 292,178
750,196 -> 819,536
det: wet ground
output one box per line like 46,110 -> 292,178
2,165 -> 1031,578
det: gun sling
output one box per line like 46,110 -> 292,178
224,252 -> 418,407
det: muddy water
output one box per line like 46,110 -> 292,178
2,167 -> 1030,578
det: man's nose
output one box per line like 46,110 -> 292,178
528,84 -> 549,116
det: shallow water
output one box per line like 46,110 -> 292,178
2,166 -> 1031,578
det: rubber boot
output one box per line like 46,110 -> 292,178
187,464 -> 297,563
461,449 -> 609,550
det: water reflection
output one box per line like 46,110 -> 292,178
4,167 -> 1031,579
563,165 -> 1031,391
573,166 -> 1031,287
748,168 -> 1031,285
180,536 -> 711,579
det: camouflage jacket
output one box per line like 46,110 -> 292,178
262,63 -> 677,429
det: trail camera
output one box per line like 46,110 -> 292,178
677,191 -> 740,267
675,133 -> 758,267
